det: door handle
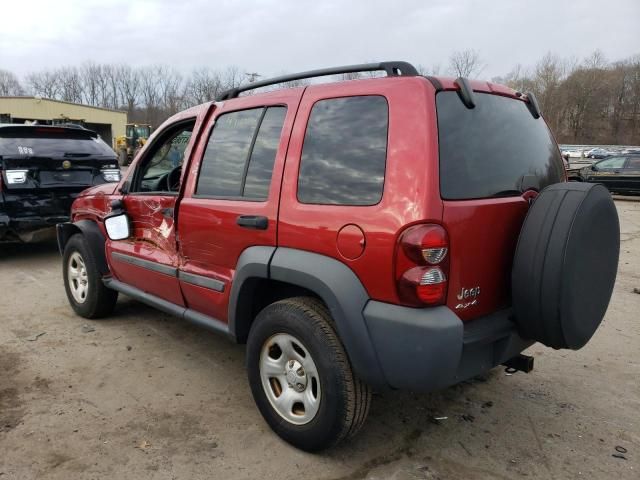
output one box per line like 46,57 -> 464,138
236,215 -> 268,230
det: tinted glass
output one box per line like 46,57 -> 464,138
243,107 -> 287,199
298,96 -> 388,205
197,109 -> 262,196
0,129 -> 115,158
437,92 -> 564,200
597,157 -> 625,169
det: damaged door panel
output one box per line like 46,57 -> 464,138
108,194 -> 184,305
105,117 -> 201,305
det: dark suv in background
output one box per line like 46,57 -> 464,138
0,124 -> 120,242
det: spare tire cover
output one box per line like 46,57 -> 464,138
512,182 -> 619,350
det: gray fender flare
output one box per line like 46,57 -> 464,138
228,246 -> 387,388
56,220 -> 109,275
228,246 -> 277,343
270,248 -> 386,387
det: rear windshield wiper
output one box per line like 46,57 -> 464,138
489,189 -> 523,198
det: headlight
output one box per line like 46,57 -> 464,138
101,169 -> 121,182
5,170 -> 29,184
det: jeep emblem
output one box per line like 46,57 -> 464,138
456,286 -> 480,301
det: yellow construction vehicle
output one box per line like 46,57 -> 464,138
116,123 -> 152,166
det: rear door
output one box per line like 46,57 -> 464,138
177,89 -> 301,322
436,91 -> 565,321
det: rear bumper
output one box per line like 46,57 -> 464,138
0,213 -> 68,241
363,302 -> 534,392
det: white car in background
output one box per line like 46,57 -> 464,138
561,148 -> 584,158
583,148 -> 612,159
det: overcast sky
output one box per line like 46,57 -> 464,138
1,0 -> 638,80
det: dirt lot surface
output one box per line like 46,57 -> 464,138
1,200 -> 638,480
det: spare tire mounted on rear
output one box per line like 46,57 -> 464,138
512,182 -> 619,350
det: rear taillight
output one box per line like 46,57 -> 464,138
396,224 -> 449,306
101,168 -> 121,182
5,170 -> 28,185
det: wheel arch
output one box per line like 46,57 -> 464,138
229,246 -> 387,388
56,220 -> 109,275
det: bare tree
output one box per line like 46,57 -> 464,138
416,63 -> 441,76
184,68 -> 222,104
139,66 -> 162,123
448,49 -> 485,78
117,64 -> 140,115
0,69 -> 24,96
81,62 -> 102,106
26,70 -> 61,98
157,66 -> 184,115
221,66 -> 243,91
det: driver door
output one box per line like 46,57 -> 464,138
106,119 -> 195,305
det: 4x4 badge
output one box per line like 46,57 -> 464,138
455,286 -> 480,309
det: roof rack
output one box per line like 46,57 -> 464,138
216,61 -> 419,101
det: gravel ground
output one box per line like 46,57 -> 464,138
0,200 -> 638,480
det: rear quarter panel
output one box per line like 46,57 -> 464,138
277,77 -> 442,303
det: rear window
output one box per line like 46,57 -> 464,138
0,127 -> 115,158
436,92 -> 564,200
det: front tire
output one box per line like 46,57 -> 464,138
246,297 -> 371,451
63,234 -> 118,319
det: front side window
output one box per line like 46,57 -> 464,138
131,122 -> 194,193
196,106 -> 286,199
297,96 -> 389,206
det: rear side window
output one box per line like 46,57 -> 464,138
436,92 -> 564,200
244,108 -> 287,198
626,157 -> 640,169
196,107 -> 286,199
297,96 -> 388,206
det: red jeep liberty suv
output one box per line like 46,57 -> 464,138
57,62 -> 620,451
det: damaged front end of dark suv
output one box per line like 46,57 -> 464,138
0,124 -> 120,242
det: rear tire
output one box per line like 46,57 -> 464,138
246,297 -> 371,451
63,234 -> 118,319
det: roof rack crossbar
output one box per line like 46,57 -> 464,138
216,61 -> 419,101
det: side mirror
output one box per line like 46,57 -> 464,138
591,165 -> 598,171
105,213 -> 130,240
